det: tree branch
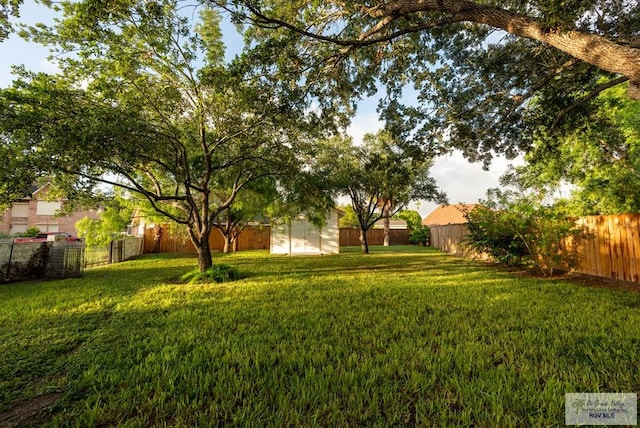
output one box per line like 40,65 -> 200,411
551,76 -> 630,130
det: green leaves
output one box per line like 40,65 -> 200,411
75,196 -> 133,246
1,0 -> 323,270
315,130 -> 445,252
510,83 -> 640,215
463,189 -> 584,275
223,0 -> 640,166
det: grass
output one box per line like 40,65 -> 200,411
1,246 -> 639,427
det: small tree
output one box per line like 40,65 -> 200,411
75,197 -> 133,247
396,210 -> 430,246
338,205 -> 359,228
316,131 -> 445,254
463,189 -> 584,275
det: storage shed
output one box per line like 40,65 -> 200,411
270,209 -> 341,255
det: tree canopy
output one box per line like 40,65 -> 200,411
215,0 -> 640,166
504,82 -> 640,214
0,0 -> 22,41
75,196 -> 133,247
316,131 -> 445,253
0,0 -> 324,271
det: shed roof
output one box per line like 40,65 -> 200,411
372,219 -> 407,229
422,204 -> 476,226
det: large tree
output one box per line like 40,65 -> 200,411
216,0 -> 640,165
317,131 -> 445,254
0,1 -> 319,271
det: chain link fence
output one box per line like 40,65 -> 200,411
0,236 -> 144,283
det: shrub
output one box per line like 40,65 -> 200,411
15,227 -> 40,238
463,190 -> 585,276
409,225 -> 430,246
180,264 -> 240,284
463,205 -> 529,266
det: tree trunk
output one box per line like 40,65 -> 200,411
359,227 -> 370,254
151,225 -> 163,253
382,203 -> 391,247
196,237 -> 213,272
222,236 -> 232,253
189,227 -> 213,272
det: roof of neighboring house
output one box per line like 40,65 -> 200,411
422,204 -> 476,226
14,182 -> 53,201
30,182 -> 52,197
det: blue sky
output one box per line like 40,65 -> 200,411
0,1 -> 519,217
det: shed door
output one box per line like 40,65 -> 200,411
290,220 -> 321,253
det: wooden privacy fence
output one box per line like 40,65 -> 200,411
144,225 -> 270,254
339,228 -> 410,246
567,214 -> 640,283
430,214 -> 640,283
429,224 -> 469,256
144,225 -> 410,253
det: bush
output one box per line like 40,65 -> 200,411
409,225 -> 430,246
15,227 -> 40,238
463,190 -> 584,276
180,264 -> 240,284
463,205 -> 530,266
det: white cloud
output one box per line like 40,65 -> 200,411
416,152 -> 523,217
346,111 -> 383,145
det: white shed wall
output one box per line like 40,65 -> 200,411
270,221 -> 290,254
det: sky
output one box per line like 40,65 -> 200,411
0,1 -> 522,218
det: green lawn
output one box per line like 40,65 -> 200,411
1,246 -> 639,427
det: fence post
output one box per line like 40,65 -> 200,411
5,240 -> 14,280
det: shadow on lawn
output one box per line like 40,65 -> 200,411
238,256 -> 487,282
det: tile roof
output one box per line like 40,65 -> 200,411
422,204 -> 476,226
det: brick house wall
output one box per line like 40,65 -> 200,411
0,184 -> 100,236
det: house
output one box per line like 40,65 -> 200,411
422,204 -> 476,227
270,208 -> 342,255
0,183 -> 100,236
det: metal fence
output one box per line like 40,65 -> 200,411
48,242 -> 85,278
0,236 -> 144,282
84,237 -> 144,268
0,239 -> 84,282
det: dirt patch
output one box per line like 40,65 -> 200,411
552,272 -> 640,292
495,264 -> 640,292
0,392 -> 62,427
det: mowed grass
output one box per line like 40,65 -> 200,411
1,246 -> 639,427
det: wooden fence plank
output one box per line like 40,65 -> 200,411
617,215 -> 630,281
590,216 -> 602,277
431,214 -> 640,283
586,217 -> 599,277
628,215 -> 640,282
